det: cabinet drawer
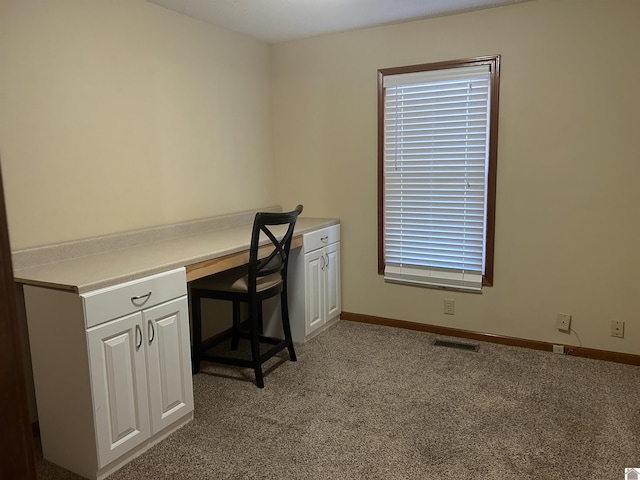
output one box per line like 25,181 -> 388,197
303,225 -> 340,253
82,268 -> 187,328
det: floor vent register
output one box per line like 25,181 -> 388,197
433,339 -> 480,352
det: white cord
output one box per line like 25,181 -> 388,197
565,327 -> 582,355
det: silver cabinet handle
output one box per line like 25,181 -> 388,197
131,292 -> 152,307
321,236 -> 329,243
135,324 -> 142,350
148,320 -> 155,344
320,254 -> 326,270
325,253 -> 330,268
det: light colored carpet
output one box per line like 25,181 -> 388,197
37,320 -> 639,479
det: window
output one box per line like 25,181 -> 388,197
378,56 -> 500,292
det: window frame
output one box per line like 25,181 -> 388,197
377,55 -> 500,287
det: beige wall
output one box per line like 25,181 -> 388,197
272,0 -> 640,354
0,0 -> 275,249
1,0 -> 638,355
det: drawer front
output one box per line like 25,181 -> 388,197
303,225 -> 340,253
82,268 -> 187,328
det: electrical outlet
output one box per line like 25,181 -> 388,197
443,299 -> 455,315
552,344 -> 564,354
611,320 -> 624,338
556,313 -> 571,332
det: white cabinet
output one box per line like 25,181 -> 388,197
87,311 -> 151,467
144,298 -> 193,434
288,224 -> 341,343
24,268 -> 193,480
87,296 -> 192,469
324,241 -> 341,322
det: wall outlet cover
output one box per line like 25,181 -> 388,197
443,299 -> 455,315
611,320 -> 625,338
556,313 -> 571,332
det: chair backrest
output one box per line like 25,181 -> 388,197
248,205 -> 303,292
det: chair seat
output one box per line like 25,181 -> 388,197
191,264 -> 282,293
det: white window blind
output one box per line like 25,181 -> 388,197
383,64 -> 491,292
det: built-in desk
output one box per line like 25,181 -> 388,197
13,214 -> 338,292
13,208 -> 340,480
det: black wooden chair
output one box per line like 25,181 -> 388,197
190,205 -> 303,388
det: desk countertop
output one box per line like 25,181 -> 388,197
13,216 -> 339,294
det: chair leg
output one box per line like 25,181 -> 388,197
257,302 -> 264,334
280,288 -> 297,362
248,299 -> 264,388
231,301 -> 240,350
191,292 -> 202,374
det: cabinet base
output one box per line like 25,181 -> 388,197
303,314 -> 341,344
92,413 -> 192,480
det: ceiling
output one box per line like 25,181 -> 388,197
147,0 -> 533,43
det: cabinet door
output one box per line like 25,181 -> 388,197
87,312 -> 150,468
143,296 -> 194,434
304,248 -> 324,336
324,242 -> 341,322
